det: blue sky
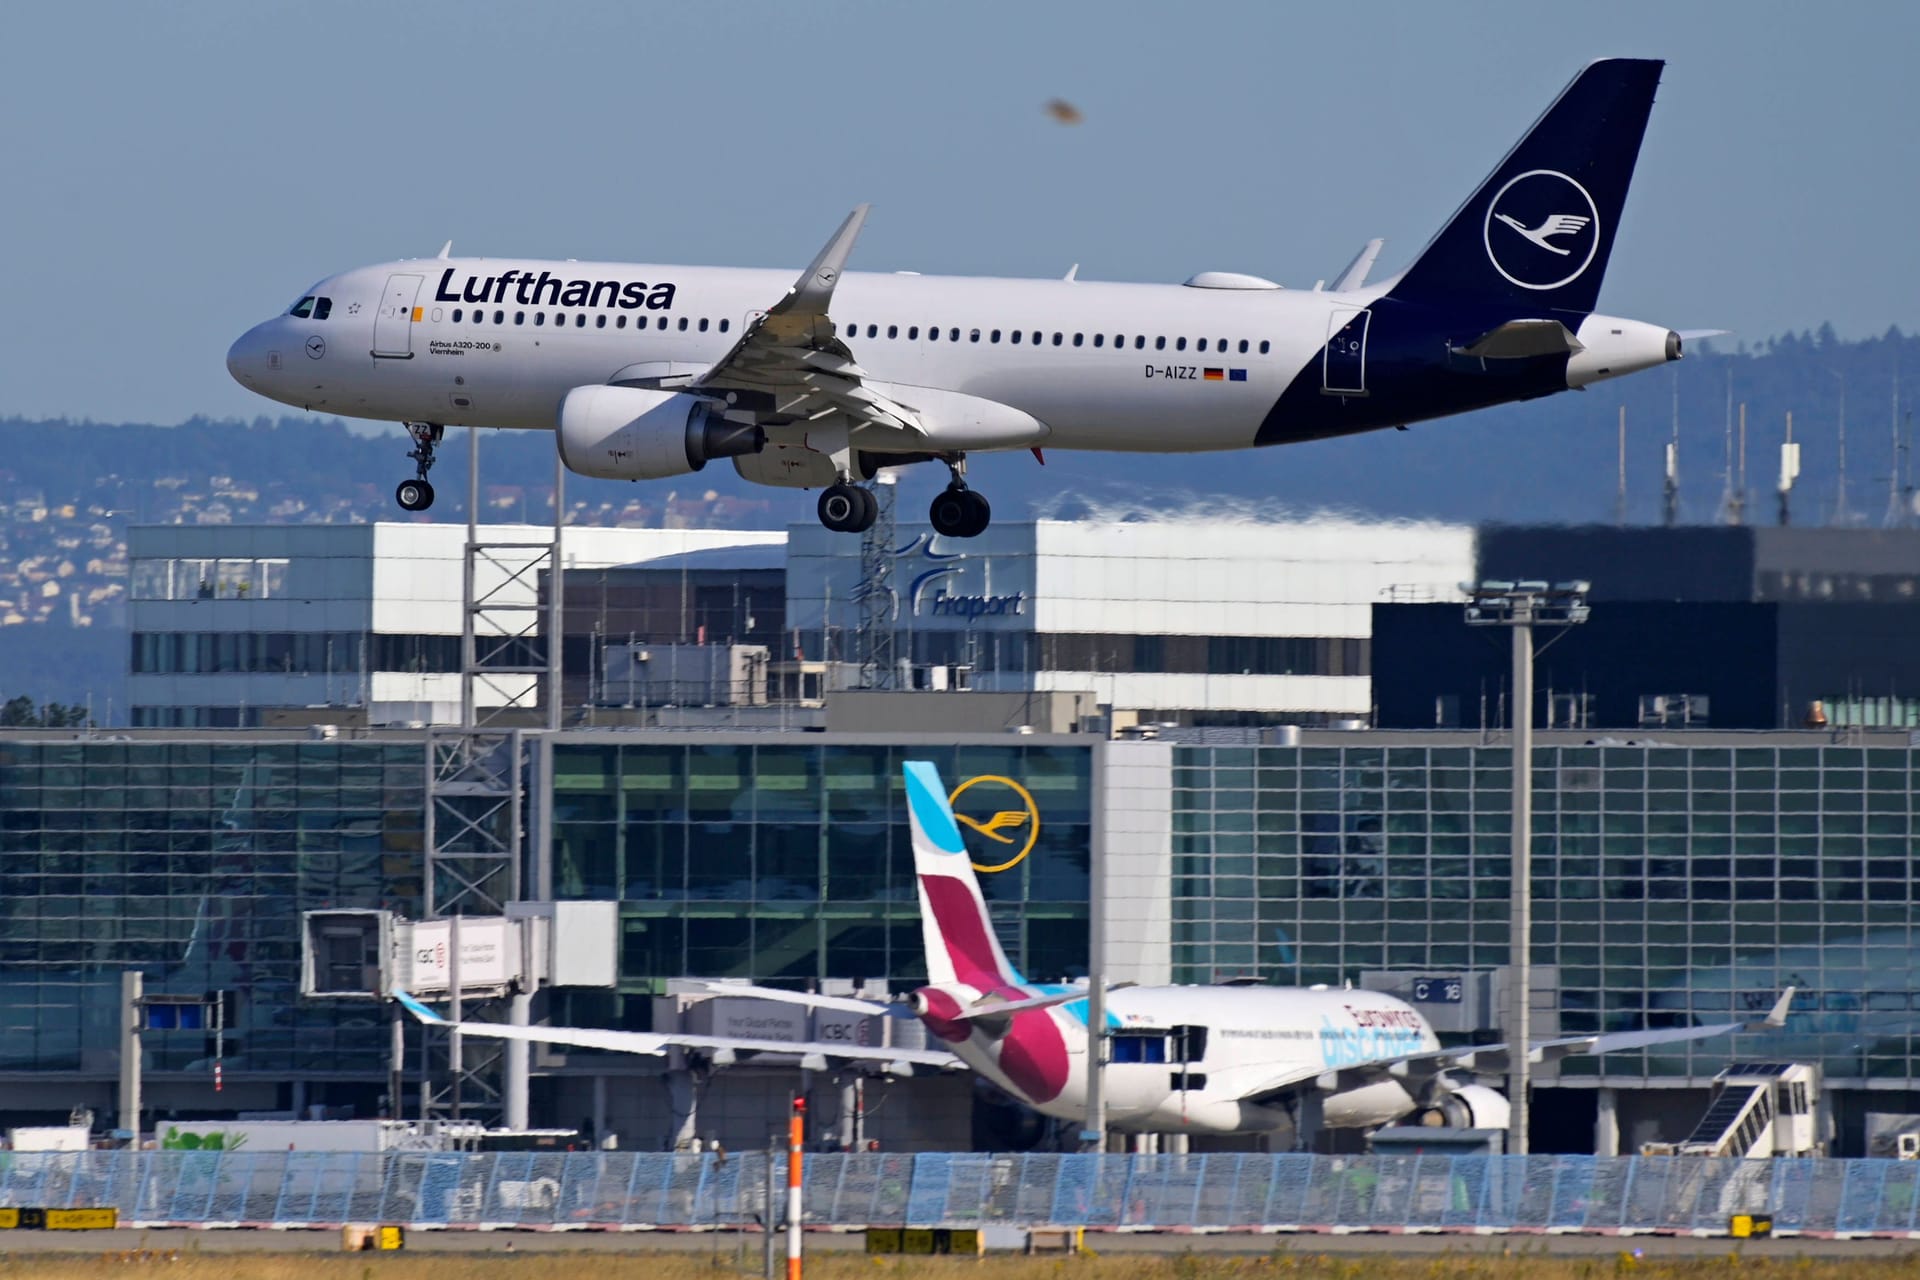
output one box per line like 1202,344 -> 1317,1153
2,1 -> 1915,424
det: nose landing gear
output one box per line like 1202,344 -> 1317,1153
398,422 -> 442,512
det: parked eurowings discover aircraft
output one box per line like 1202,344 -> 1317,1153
230,58 -> 1711,539
396,761 -> 1789,1139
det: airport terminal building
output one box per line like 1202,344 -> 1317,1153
4,721 -> 1919,1155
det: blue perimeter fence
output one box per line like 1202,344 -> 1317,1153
5,1151 -> 1920,1237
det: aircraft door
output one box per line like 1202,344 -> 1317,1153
1323,307 -> 1370,395
373,273 -> 425,359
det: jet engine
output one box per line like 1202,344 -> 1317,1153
557,385 -> 764,481
1419,1083 -> 1512,1130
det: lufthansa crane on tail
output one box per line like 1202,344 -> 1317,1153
396,761 -> 1790,1141
230,59 -> 1714,538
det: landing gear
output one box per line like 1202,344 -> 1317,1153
930,486 -> 990,538
818,482 -> 877,533
396,478 -> 435,511
399,422 -> 443,512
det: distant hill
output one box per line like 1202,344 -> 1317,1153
0,325 -> 1914,716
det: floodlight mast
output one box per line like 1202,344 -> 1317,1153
1464,579 -> 1589,1155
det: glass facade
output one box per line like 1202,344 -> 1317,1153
548,739 -> 1093,1018
1171,740 -> 1920,1085
0,738 -> 423,1077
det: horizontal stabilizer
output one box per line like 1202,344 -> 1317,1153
1454,319 -> 1585,359
957,983 -> 1137,1022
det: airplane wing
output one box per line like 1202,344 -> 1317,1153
674,979 -> 911,1018
658,205 -> 922,437
392,988 -> 962,1072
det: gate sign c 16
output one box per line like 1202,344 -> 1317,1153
1411,977 -> 1464,1004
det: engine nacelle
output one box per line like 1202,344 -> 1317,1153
1422,1083 -> 1511,1130
734,443 -> 874,490
557,384 -> 764,481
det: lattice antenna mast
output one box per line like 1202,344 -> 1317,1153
855,474 -> 897,688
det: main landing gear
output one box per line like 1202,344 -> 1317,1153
397,422 -> 442,512
817,482 -> 877,534
929,457 -> 990,538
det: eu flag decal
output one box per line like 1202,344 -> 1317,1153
1229,368 -> 1248,382
1203,368 -> 1224,381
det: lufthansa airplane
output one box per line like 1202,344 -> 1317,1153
231,59 -> 1695,538
397,761 -> 1789,1141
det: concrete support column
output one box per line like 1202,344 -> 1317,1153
1165,1132 -> 1189,1155
1294,1091 -> 1325,1153
592,1075 -> 609,1148
1594,1087 -> 1620,1157
664,1067 -> 700,1150
118,971 -> 142,1144
504,992 -> 532,1130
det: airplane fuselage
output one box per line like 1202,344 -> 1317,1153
918,980 -> 1440,1135
227,256 -> 1673,459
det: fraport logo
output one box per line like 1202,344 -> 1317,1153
880,533 -> 1029,620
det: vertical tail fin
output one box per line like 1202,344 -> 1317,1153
1385,58 -> 1663,315
904,760 -> 1017,989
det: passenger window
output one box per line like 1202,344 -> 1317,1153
314,298 -> 333,320
678,317 -> 688,331
990,329 -> 1001,343
1238,339 -> 1249,354
928,326 -> 940,342
867,324 -> 878,338
596,315 -> 607,329
908,326 -> 919,339
949,328 -> 960,341
1176,337 -> 1187,351
887,325 -> 898,338
657,316 -> 668,330
616,315 -> 626,329
575,314 -> 585,327
493,310 -> 504,324
720,319 -> 730,333
698,318 -> 709,332
1135,335 -> 1145,349
1155,336 -> 1167,350
1009,331 -> 1021,345
1052,333 -> 1063,346
970,329 -> 981,343
534,313 -> 544,326
288,296 -> 316,318
1258,339 -> 1270,354
515,312 -> 526,325
1093,334 -> 1104,348
452,308 -> 463,323
1072,333 -> 1084,347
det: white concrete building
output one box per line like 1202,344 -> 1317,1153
127,523 -> 784,727
786,518 -> 1474,723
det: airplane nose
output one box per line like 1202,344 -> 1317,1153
226,323 -> 268,388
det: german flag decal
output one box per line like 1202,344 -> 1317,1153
1203,368 -> 1224,381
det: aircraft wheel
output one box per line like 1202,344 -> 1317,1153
931,487 -> 990,538
396,479 -> 435,512
818,482 -> 874,533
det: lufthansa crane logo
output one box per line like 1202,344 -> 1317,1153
948,774 -> 1041,874
1482,168 -> 1600,292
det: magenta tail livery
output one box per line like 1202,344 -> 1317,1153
228,59 -> 1704,536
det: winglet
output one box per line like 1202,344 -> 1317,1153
391,987 -> 446,1025
1329,238 -> 1385,292
771,205 -> 870,318
436,240 -> 453,260
1063,264 -> 1079,283
1752,987 -> 1795,1031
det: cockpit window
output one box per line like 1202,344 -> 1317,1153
288,296 -> 316,318
313,297 -> 332,320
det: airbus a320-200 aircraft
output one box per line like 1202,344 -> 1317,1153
397,761 -> 1789,1142
230,58 -> 1707,538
